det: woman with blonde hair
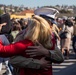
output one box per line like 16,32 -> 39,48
0,15 -> 63,75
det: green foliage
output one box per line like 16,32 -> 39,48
59,9 -> 72,14
0,9 -> 3,15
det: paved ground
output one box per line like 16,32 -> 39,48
0,65 -> 6,75
53,53 -> 76,75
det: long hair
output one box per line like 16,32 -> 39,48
24,15 -> 52,49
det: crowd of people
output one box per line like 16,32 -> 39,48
0,7 -> 75,75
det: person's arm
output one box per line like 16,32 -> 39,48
0,23 -> 7,32
48,46 -> 64,63
25,43 -> 64,63
9,56 -> 51,70
0,35 -> 51,70
0,39 -> 33,57
0,35 -> 10,45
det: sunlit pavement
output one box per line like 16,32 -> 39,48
0,65 -> 6,75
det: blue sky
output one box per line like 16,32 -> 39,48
0,0 -> 76,7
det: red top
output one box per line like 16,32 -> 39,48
51,33 -> 56,50
0,39 -> 33,57
0,39 -> 53,75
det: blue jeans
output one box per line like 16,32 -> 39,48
72,36 -> 76,53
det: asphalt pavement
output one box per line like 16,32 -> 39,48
53,53 -> 76,75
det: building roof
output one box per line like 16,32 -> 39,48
19,9 -> 34,15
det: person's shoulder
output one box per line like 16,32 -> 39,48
0,34 -> 6,38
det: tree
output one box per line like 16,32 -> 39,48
0,9 -> 3,15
